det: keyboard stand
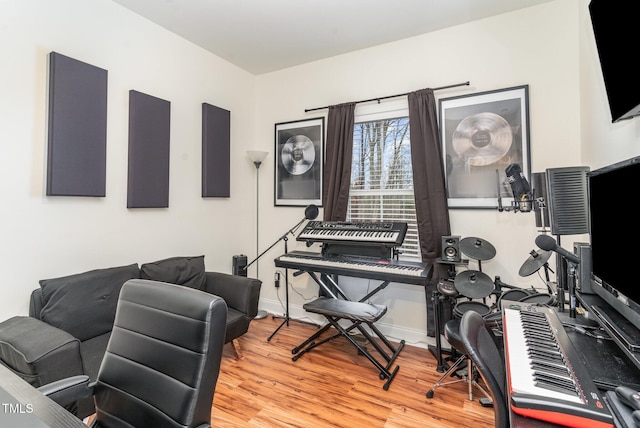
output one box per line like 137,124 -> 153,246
302,270 -> 391,303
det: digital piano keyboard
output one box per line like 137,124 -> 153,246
502,302 -> 613,428
274,250 -> 430,286
297,221 -> 408,247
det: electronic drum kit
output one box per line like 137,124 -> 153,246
431,236 -> 554,372
436,236 -> 556,326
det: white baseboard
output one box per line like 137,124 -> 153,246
257,298 -> 435,350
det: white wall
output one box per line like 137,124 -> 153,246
2,0 -> 637,347
0,0 -> 258,317
253,0 -> 586,345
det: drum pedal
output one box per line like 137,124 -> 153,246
479,397 -> 494,407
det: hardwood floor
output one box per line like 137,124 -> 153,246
211,315 -> 495,427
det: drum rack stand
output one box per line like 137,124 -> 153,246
429,289 -> 453,372
429,266 -> 459,373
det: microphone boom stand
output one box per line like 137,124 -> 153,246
244,216 -> 316,342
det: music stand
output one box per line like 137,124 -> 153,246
244,204 -> 319,341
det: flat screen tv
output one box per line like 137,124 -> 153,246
588,155 -> 640,344
589,1 -> 640,123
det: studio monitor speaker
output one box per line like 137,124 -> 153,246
573,242 -> 594,294
546,166 -> 590,235
441,235 -> 461,263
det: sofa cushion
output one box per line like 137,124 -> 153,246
39,264 -> 140,341
80,332 -> 111,381
140,256 -> 206,290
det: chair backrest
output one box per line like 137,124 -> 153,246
93,279 -> 227,428
459,310 -> 509,428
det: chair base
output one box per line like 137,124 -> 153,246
426,354 -> 492,403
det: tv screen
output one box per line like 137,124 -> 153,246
589,1 -> 640,123
589,156 -> 640,334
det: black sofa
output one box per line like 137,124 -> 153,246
0,255 -> 261,419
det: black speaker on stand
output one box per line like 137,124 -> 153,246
441,235 -> 461,263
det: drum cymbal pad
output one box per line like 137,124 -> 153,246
460,237 -> 496,261
518,249 -> 552,277
454,270 -> 494,299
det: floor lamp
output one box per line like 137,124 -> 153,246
247,150 -> 269,320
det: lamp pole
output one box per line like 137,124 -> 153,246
246,150 -> 269,320
253,159 -> 262,277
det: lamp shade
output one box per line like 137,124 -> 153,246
247,150 -> 268,164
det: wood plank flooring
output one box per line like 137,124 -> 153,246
211,315 -> 495,427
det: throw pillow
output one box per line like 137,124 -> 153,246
39,263 -> 140,341
140,255 -> 206,290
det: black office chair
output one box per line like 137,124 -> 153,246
460,310 -> 509,428
39,279 -> 228,428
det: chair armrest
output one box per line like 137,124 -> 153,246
0,316 -> 83,387
38,375 -> 93,408
202,272 -> 261,318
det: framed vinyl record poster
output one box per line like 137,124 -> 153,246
439,85 -> 530,209
274,117 -> 324,206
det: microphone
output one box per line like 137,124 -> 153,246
535,235 -> 580,265
505,163 -> 532,212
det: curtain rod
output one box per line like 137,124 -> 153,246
304,81 -> 470,113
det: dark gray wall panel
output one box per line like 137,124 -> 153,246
46,52 -> 108,196
202,103 -> 230,197
127,90 -> 171,208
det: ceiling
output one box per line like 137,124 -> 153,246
112,0 -> 554,75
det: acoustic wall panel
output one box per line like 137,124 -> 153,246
127,90 -> 171,208
202,103 -> 231,197
46,52 -> 108,196
546,166 -> 590,235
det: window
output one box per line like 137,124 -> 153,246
346,101 -> 420,259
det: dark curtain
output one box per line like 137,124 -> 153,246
322,103 -> 355,221
408,88 -> 452,336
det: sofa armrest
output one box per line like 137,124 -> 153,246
0,316 -> 83,387
29,288 -> 44,319
202,272 -> 261,318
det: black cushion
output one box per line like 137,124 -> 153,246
140,256 -> 206,290
303,297 -> 387,322
39,264 -> 140,341
444,318 -> 464,353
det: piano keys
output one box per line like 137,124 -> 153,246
275,250 -> 431,286
502,302 -> 613,428
297,221 -> 408,246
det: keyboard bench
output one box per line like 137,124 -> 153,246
292,297 -> 404,390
